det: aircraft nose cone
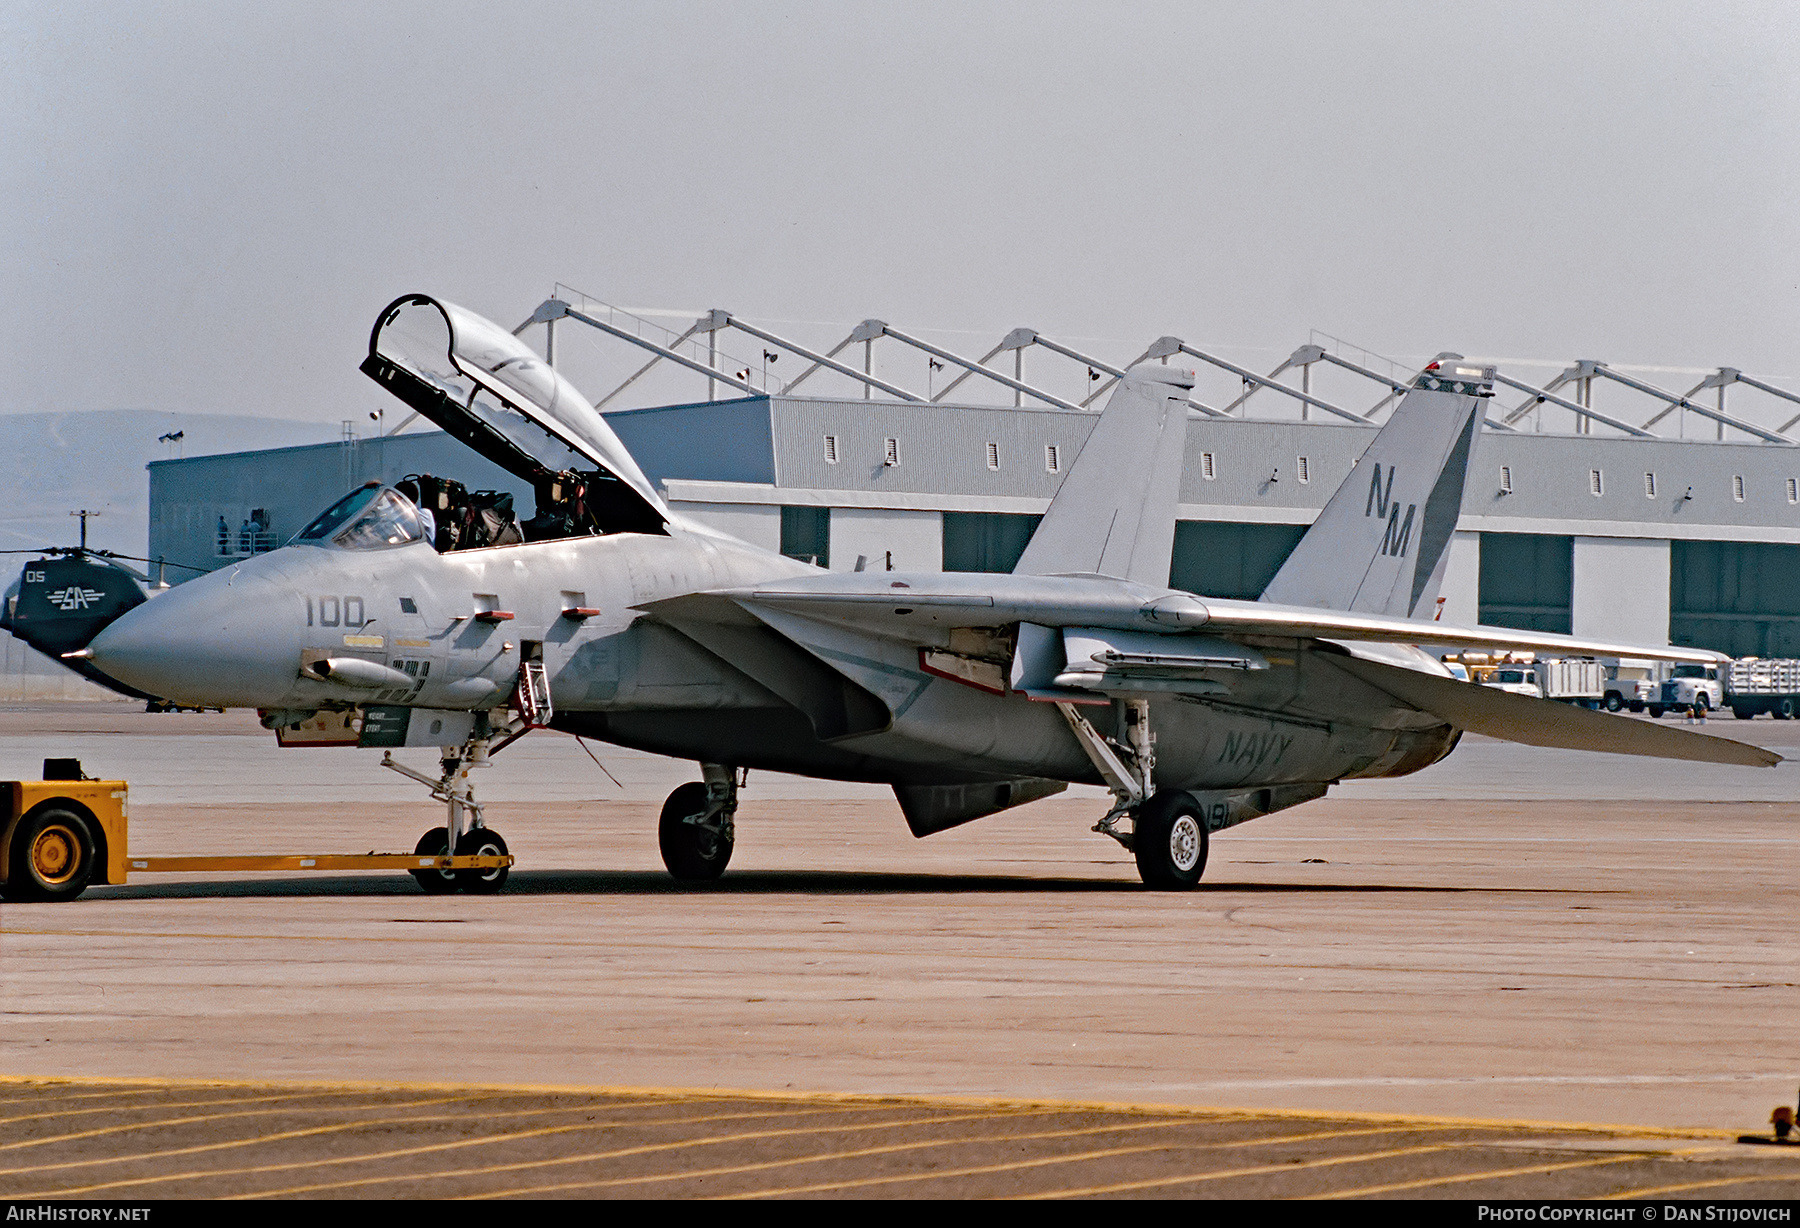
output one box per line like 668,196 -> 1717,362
89,562 -> 301,707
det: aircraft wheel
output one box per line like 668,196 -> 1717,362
659,782 -> 733,881
455,827 -> 510,895
409,828 -> 460,895
1132,791 -> 1208,891
6,807 -> 96,902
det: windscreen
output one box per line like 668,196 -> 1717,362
293,486 -> 382,543
293,486 -> 428,550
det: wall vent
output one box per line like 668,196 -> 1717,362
1044,444 -> 1060,473
1499,465 -> 1512,494
1201,452 -> 1216,480
1297,456 -> 1310,484
985,442 -> 1000,471
823,434 -> 839,464
1788,478 -> 1797,505
1644,472 -> 1656,498
1733,474 -> 1745,502
884,437 -> 900,467
1589,469 -> 1604,497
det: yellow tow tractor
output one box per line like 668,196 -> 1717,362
0,759 -> 514,902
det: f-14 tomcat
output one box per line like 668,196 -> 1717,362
41,295 -> 1777,895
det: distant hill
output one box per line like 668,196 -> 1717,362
0,410 -> 341,559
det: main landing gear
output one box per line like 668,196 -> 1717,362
1056,698 -> 1208,890
658,763 -> 738,881
382,724 -> 517,896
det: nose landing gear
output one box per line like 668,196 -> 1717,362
383,720 -> 519,895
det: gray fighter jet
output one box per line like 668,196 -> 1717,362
76,295 -> 1778,893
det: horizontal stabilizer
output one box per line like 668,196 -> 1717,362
1329,654 -> 1781,768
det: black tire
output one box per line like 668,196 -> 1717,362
409,827 -> 460,895
455,827 -> 510,895
1604,693 -> 1623,713
1694,693 -> 1710,714
1780,699 -> 1795,720
1628,701 -> 1645,713
1647,705 -> 1664,718
1132,791 -> 1209,891
658,782 -> 732,881
6,807 -> 96,902
1733,706 -> 1755,720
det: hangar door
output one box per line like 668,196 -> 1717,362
1478,533 -> 1573,633
942,512 -> 1042,573
942,515 -> 1309,596
1670,541 -> 1800,657
1169,521 -> 1307,600
780,507 -> 830,568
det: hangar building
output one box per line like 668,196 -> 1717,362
147,388 -> 1800,658
67,287 -> 1785,668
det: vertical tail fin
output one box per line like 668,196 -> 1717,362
1013,363 -> 1195,585
1259,358 -> 1491,617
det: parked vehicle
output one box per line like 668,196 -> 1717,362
1651,663 -> 1722,717
1725,658 -> 1800,719
1481,666 -> 1542,698
1535,659 -> 1605,707
1602,662 -> 1659,713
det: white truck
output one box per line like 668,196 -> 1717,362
1535,659 -> 1605,706
1650,663 -> 1723,717
1481,665 -> 1542,698
1602,661 -> 1660,713
1725,658 -> 1800,720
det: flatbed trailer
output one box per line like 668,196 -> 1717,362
0,760 -> 513,902
1726,659 -> 1800,719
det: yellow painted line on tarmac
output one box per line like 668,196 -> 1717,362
6,1115 -> 490,1192
1009,1142 -> 1483,1201
231,1110 -> 1025,1199
25,1101 -> 889,1198
0,1087 -> 392,1129
0,1085 -> 174,1108
466,1116 -> 1233,1198
0,1072 -> 1733,1144
1302,1152 -> 1664,1199
1602,1171 -> 1800,1200
0,1094 -> 479,1170
473,1121 -> 1441,1199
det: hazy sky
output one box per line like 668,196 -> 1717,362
7,1 -> 1798,425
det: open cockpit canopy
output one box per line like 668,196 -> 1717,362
361,294 -> 667,535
